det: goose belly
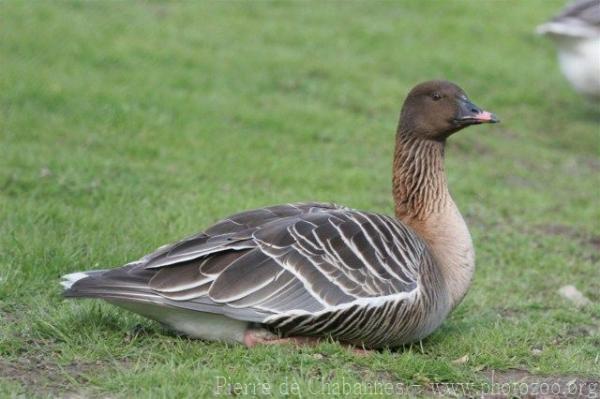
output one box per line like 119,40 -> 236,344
557,37 -> 600,99
108,300 -> 249,344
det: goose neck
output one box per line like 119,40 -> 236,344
392,133 -> 448,221
392,131 -> 475,309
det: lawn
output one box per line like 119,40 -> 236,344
1,0 -> 599,397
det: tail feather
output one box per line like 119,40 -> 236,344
60,272 -> 92,290
61,265 -> 153,298
60,265 -> 270,323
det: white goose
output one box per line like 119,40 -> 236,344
62,80 -> 499,349
537,0 -> 600,100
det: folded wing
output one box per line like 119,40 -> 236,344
142,203 -> 425,322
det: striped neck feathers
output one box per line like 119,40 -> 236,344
392,132 -> 448,221
392,129 -> 475,309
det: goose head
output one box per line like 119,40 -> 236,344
398,80 -> 499,140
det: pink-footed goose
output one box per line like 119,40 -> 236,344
61,80 -> 499,349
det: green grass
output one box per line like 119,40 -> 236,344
1,0 -> 599,397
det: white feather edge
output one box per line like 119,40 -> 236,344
262,286 -> 419,323
536,20 -> 600,38
60,272 -> 89,289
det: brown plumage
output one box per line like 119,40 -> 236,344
61,80 -> 498,348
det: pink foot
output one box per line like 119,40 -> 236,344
243,328 -> 321,348
349,347 -> 372,356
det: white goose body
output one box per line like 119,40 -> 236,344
62,80 -> 498,348
537,0 -> 600,100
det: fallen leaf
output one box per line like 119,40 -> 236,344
452,354 -> 469,364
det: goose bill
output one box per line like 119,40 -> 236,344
455,98 -> 499,125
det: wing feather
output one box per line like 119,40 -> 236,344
78,203 -> 426,331
208,250 -> 281,302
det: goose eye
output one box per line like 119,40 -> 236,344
432,92 -> 442,101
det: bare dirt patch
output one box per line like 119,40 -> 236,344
535,224 -> 600,251
0,350 -> 126,398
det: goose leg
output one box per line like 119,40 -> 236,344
348,347 -> 372,356
242,328 -> 373,356
243,328 -> 321,348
